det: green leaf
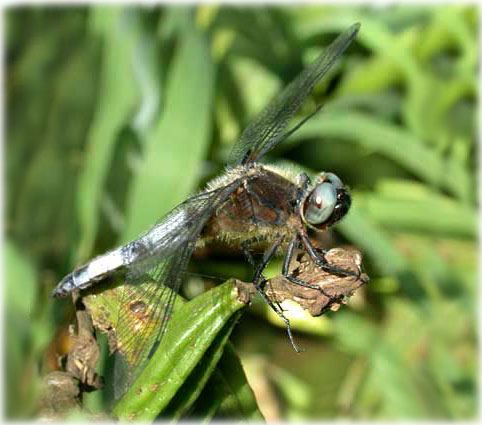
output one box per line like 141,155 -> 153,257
121,22 -> 215,242
188,344 -> 264,421
289,111 -> 471,200
160,317 -> 241,420
84,276 -> 261,421
357,190 -> 476,238
113,279 -> 248,421
76,7 -> 140,262
338,206 -> 406,276
5,240 -> 36,317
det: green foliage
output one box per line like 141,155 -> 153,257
112,281 -> 254,421
5,4 -> 477,421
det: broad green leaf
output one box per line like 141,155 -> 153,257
113,280 -> 248,421
188,344 -> 264,421
84,277 -> 261,421
160,314 -> 242,420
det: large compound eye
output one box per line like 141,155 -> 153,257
304,183 -> 337,225
325,172 -> 343,189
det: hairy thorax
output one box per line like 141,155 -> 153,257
198,164 -> 303,253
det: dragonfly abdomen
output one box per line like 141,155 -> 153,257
52,248 -> 126,298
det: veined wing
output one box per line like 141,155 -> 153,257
97,180 -> 245,397
112,241 -> 195,398
228,23 -> 360,165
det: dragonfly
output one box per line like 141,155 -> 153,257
53,22 -> 361,386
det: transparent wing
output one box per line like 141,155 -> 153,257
110,179 -> 245,397
228,23 -> 360,165
112,242 -> 195,398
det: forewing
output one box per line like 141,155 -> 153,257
110,180 -> 245,397
228,23 -> 360,165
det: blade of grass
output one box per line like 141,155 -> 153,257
76,7 -> 140,262
338,205 -> 406,276
289,111 -> 471,201
356,188 -> 476,238
121,21 -> 215,242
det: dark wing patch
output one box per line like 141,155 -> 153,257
111,180 -> 245,397
228,23 -> 360,165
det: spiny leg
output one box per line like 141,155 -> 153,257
242,238 -> 283,313
241,238 -> 269,289
282,236 -> 335,299
300,233 -> 361,280
241,238 -> 302,353
251,238 -> 283,284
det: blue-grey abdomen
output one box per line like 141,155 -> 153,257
51,248 -> 126,298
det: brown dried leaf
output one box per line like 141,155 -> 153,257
260,247 -> 368,316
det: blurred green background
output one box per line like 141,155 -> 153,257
5,4 -> 478,420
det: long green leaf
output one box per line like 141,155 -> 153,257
289,111 -> 471,200
338,206 -> 406,276
121,21 -> 215,242
113,280 -> 247,421
160,315 -> 242,420
75,7 -> 140,262
359,193 -> 476,238
188,344 -> 264,421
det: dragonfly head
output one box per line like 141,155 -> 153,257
300,172 -> 351,231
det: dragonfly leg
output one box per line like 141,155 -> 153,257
241,238 -> 280,305
241,238 -> 302,353
252,238 -> 283,285
300,233 -> 361,280
282,236 -> 338,300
